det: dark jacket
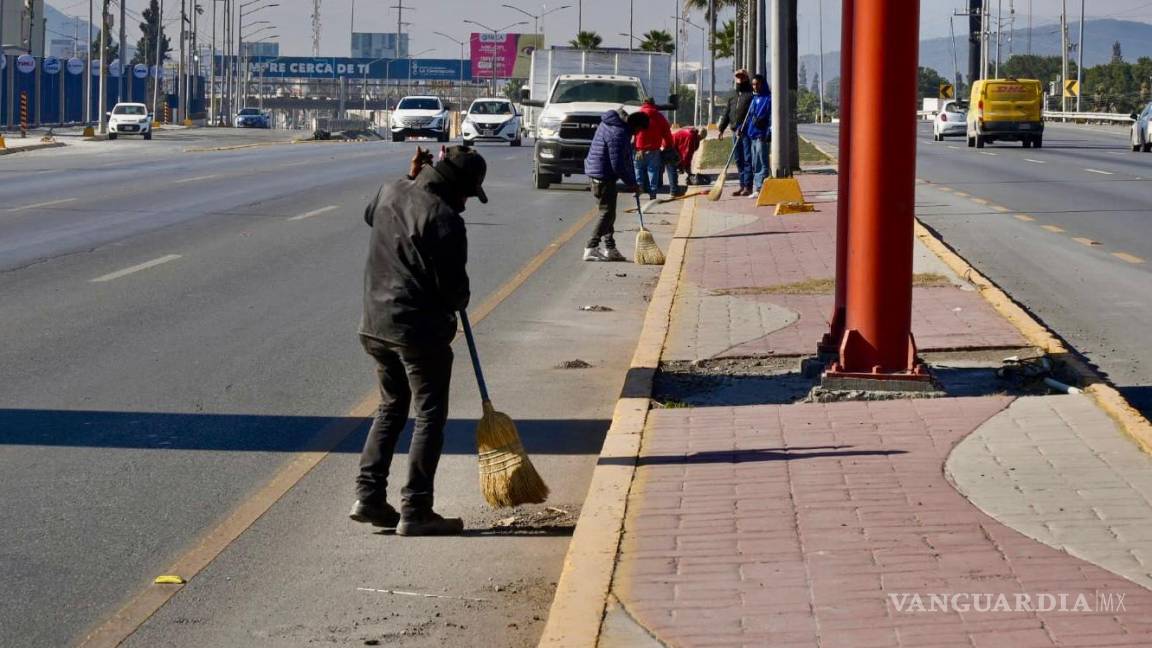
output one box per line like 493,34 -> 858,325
717,82 -> 754,135
584,109 -> 637,185
360,166 -> 470,347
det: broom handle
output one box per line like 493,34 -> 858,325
719,112 -> 750,177
635,194 -> 645,229
459,310 -> 491,404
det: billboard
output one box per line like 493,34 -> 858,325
222,56 -> 472,82
469,33 -> 542,80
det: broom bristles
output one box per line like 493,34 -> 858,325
634,228 -> 665,265
477,401 -> 549,508
707,176 -> 725,201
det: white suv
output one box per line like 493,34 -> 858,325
461,98 -> 522,146
107,102 -> 153,140
390,96 -> 450,142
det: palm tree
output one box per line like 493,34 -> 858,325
569,31 -> 603,50
713,20 -> 735,60
639,29 -> 674,54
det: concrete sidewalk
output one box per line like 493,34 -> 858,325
541,167 -> 1152,647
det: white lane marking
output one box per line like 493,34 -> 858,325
279,160 -> 313,167
947,145 -> 962,150
1084,168 -> 1114,175
174,174 -> 220,183
1024,158 -> 1046,164
7,197 -> 78,212
288,205 -> 340,221
979,151 -> 998,156
90,254 -> 183,283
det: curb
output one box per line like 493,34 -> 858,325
537,197 -> 698,647
0,141 -> 66,155
914,220 -> 1152,453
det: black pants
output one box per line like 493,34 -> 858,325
587,178 -> 618,249
356,335 -> 453,516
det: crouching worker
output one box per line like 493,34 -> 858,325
350,145 -> 488,536
583,108 -> 650,262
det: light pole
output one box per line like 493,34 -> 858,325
618,32 -> 643,48
433,30 -> 466,114
362,55 -> 388,112
1076,0 -> 1084,112
153,0 -> 167,122
501,3 -> 570,43
404,47 -> 434,97
464,19 -> 528,97
675,15 -> 705,125
237,0 -> 277,110
240,20 -> 275,106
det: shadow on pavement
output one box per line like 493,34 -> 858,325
0,409 -> 609,455
598,447 -> 908,466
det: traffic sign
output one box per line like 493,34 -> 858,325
15,54 -> 36,74
133,63 -> 148,79
1064,80 -> 1080,98
43,56 -> 61,74
67,57 -> 85,75
939,83 -> 955,100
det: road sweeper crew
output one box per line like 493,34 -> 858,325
583,108 -> 650,262
350,145 -> 488,537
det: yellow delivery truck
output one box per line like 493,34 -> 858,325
966,78 -> 1045,149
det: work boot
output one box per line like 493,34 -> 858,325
348,500 -> 401,529
603,247 -> 626,262
397,510 -> 465,536
732,187 -> 747,197
583,247 -> 608,262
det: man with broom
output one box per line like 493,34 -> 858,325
349,145 -> 488,536
584,108 -> 650,262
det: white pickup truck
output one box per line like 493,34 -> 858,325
520,48 -> 674,190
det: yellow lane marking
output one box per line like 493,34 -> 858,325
1113,252 -> 1146,264
1014,214 -> 1035,222
7,197 -> 78,211
288,205 -> 340,221
75,205 -> 602,648
1041,225 -> 1065,233
1073,237 -> 1100,247
971,197 -> 989,205
90,255 -> 183,283
991,206 -> 1010,212
936,186 -> 954,192
953,191 -> 970,197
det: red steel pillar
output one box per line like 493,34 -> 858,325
819,0 -> 854,357
831,0 -> 927,378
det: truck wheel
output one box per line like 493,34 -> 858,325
1022,138 -> 1031,148
144,131 -> 152,140
438,131 -> 449,143
1034,137 -> 1043,149
108,133 -> 117,140
510,137 -> 522,147
533,165 -> 551,190
975,135 -> 985,148
392,132 -> 404,142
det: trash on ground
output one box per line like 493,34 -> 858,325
580,305 -> 613,312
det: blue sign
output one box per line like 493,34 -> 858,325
221,56 -> 472,82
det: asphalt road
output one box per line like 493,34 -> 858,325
0,128 -> 673,646
801,121 -> 1152,418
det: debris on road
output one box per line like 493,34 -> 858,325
580,304 -> 613,312
556,359 -> 592,369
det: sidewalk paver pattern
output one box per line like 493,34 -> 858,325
607,174 -> 1152,646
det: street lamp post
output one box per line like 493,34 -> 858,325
362,55 -> 388,112
675,15 -> 705,125
404,47 -> 434,97
433,31 -> 466,117
237,0 -> 277,110
463,19 -> 527,97
501,3 -> 570,43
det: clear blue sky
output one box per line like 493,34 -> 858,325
50,0 -> 1152,60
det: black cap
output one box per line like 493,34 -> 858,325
435,145 -> 488,204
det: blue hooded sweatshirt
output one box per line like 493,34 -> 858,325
584,109 -> 638,186
746,90 -> 772,140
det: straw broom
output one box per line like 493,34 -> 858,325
459,310 -> 549,508
633,195 -> 665,266
707,133 -> 742,202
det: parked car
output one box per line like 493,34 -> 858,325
933,100 -> 968,141
966,78 -> 1044,148
1131,102 -> 1152,152
106,103 -> 153,140
461,98 -> 522,147
390,96 -> 450,142
235,107 -> 271,128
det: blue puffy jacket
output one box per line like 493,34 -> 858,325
584,109 -> 637,186
746,93 -> 772,139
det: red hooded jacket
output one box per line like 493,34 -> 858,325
671,128 -> 701,171
633,102 -> 673,152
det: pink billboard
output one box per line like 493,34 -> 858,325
469,33 -> 542,80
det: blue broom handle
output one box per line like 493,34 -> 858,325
459,310 -> 491,403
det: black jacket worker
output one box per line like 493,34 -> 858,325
350,145 -> 486,537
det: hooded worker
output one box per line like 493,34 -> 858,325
583,108 -> 650,262
350,145 -> 487,537
717,69 -> 755,196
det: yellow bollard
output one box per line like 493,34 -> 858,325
0,134 -> 6,150
82,126 -> 96,137
755,177 -> 805,207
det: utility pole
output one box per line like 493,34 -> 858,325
1076,0 -> 1084,112
994,0 -> 1001,77
98,0 -> 108,132
86,0 -> 93,123
178,0 -> 185,120
770,0 -> 791,178
119,0 -> 126,101
817,0 -> 824,122
1060,0 -> 1068,113
707,0 -> 715,124
154,0 -> 165,119
628,0 -> 633,51
968,0 -> 981,86
312,0 -> 320,55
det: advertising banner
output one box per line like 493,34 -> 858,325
224,56 -> 472,82
469,33 -> 542,80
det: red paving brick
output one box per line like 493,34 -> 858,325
613,398 -> 1152,646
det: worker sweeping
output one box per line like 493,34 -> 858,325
350,145 -> 487,537
583,108 -> 650,262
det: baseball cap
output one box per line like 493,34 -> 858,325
435,145 -> 488,204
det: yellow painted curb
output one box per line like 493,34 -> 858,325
914,220 -> 1152,453
538,197 -> 698,647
